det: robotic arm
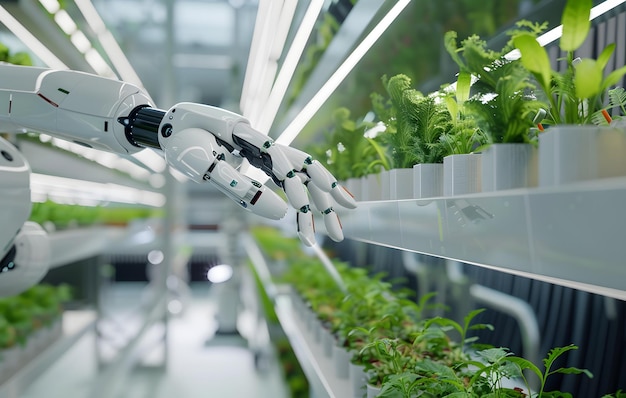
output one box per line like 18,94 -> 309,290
0,63 -> 356,296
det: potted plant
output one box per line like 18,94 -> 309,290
444,22 -> 547,192
307,108 -> 390,201
371,74 -> 449,199
513,0 -> 626,187
438,73 -> 489,196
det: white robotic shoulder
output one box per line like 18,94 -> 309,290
0,137 -> 49,297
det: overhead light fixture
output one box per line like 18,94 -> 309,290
255,0 -> 324,135
0,5 -> 67,69
53,9 -> 77,35
246,0 -> 298,125
537,0 -> 626,46
40,134 -> 160,182
74,0 -> 147,90
70,30 -> 91,53
30,173 -> 166,207
241,0 -> 297,123
276,0 -> 411,146
132,149 -> 167,174
85,47 -> 115,76
39,0 -> 60,14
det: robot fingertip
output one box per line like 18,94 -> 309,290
333,185 -> 358,209
298,233 -> 316,247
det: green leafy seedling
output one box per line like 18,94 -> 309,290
513,0 -> 626,125
507,344 -> 592,397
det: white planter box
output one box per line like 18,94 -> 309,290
539,125 -> 626,186
413,163 -> 444,198
321,327 -> 335,358
349,362 -> 368,398
367,383 -> 382,398
363,174 -> 383,201
481,143 -> 538,192
332,344 -> 351,379
380,170 -> 391,200
387,168 -> 414,199
443,154 -> 482,196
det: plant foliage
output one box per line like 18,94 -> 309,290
444,22 -> 547,143
513,0 -> 626,125
371,74 -> 450,166
306,108 -> 390,180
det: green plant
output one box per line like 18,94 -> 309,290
361,337 -> 420,388
29,200 -> 161,229
506,344 -> 593,397
306,107 -> 390,180
444,22 -> 547,144
593,87 -> 626,125
438,74 -> 489,156
371,74 -> 450,167
424,308 -> 494,355
603,390 -> 626,398
0,42 -> 33,65
0,315 -> 17,349
513,0 -> 626,126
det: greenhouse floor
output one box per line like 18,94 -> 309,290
18,282 -> 290,398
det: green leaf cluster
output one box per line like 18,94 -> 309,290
253,226 -> 597,397
513,0 -> 626,125
443,22 -> 547,144
29,200 -> 162,229
0,42 -> 33,66
371,74 -> 450,167
0,284 -> 72,348
306,108 -> 390,180
437,76 -> 489,156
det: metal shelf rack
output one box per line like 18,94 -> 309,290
335,177 -> 626,300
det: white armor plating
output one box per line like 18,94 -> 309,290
0,64 -> 150,154
0,137 -> 49,297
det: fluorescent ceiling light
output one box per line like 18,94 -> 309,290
276,0 -> 411,146
85,47 -> 115,76
246,1 -> 297,125
75,0 -> 147,90
0,5 -> 68,69
39,0 -> 60,14
53,9 -> 77,35
42,134 -> 159,181
536,0 -> 626,46
241,0 -> 291,120
590,0 -> 626,19
31,173 -> 166,207
255,0 -> 324,135
240,0 -> 273,114
70,30 -> 91,53
132,149 -> 167,174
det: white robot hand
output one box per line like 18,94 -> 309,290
125,103 -> 357,246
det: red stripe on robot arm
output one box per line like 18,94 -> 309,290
37,93 -> 59,107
